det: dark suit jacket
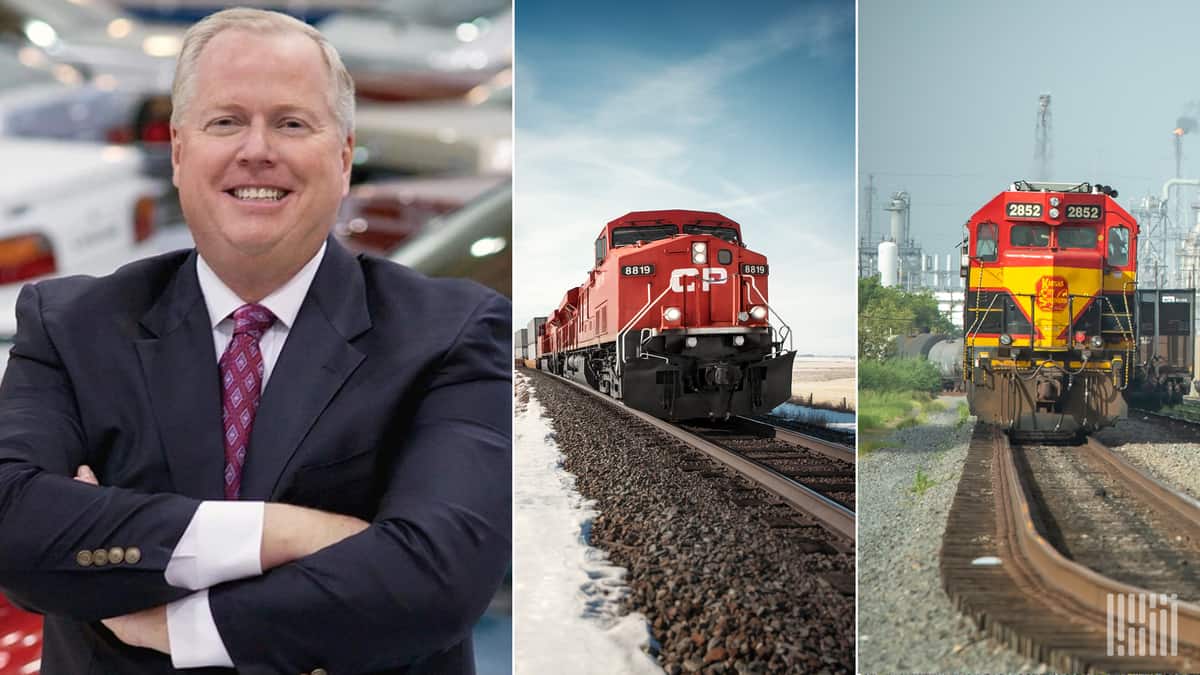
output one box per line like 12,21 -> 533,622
0,238 -> 512,674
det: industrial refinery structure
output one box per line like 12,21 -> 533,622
860,94 -> 1200,330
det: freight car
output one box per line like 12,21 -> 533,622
896,333 -> 964,390
537,210 -> 794,419
1131,288 -> 1196,406
961,181 -> 1137,440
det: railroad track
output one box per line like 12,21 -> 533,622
736,416 -> 855,463
942,424 -> 1200,672
527,368 -> 855,543
679,418 -> 855,511
751,411 -> 856,449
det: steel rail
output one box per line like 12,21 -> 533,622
994,428 -> 1200,663
734,416 -> 854,463
534,369 -> 855,542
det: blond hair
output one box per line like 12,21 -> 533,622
170,7 -> 355,135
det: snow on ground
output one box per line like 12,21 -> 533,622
513,372 -> 664,675
770,401 -> 856,432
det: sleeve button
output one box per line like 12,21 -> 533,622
125,547 -> 141,565
108,547 -> 124,564
75,550 -> 92,567
92,549 -> 108,566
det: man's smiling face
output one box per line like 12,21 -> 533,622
172,28 -> 352,273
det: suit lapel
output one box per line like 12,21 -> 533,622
134,252 -> 227,499
239,240 -> 371,500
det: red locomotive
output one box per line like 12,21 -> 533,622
537,209 -> 794,419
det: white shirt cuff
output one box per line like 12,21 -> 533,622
166,589 -> 234,668
165,501 -> 264,590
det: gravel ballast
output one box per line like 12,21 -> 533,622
1095,414 -> 1200,499
857,396 -> 1038,673
525,370 -> 855,674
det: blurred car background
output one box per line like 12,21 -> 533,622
0,2 -> 511,674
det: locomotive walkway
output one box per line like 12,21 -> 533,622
942,424 -> 1200,672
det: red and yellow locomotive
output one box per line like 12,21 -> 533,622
538,210 -> 794,419
962,181 -> 1138,439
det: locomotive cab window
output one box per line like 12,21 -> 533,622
1009,224 -> 1049,247
1108,226 -> 1130,266
1057,225 -> 1097,249
682,224 -> 740,245
595,236 -> 606,265
976,222 -> 998,261
612,224 -> 679,247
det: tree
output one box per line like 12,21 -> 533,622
857,277 -> 956,360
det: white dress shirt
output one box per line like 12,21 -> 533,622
164,243 -> 326,669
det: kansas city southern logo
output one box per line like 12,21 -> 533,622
1035,275 -> 1069,312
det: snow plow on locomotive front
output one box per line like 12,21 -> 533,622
537,210 -> 794,420
962,181 -> 1137,441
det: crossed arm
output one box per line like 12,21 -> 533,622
0,284 -> 513,672
66,470 -> 370,658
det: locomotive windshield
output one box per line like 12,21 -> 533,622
1010,225 -> 1049,247
612,224 -> 678,247
1057,225 -> 1097,249
976,222 -> 998,261
682,224 -> 740,244
1108,226 -> 1130,265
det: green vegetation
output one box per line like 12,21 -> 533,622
957,402 -> 970,428
858,277 -> 957,360
909,468 -> 936,497
859,358 -> 942,395
858,387 -> 939,430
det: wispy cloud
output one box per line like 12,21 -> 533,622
593,3 -> 852,128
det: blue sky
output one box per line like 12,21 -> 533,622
514,0 -> 855,355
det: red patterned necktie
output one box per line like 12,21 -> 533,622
220,304 -> 275,499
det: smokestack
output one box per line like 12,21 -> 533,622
1175,117 -> 1196,179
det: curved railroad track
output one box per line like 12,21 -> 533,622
678,418 -> 855,511
942,424 -> 1200,672
528,368 -> 855,543
750,411 -> 857,449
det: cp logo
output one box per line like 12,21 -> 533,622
670,267 -> 728,292
1035,275 -> 1068,312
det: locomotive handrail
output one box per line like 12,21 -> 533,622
745,276 -> 793,352
638,328 -> 669,365
1099,289 -> 1137,390
615,283 -> 674,375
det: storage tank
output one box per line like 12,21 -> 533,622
879,241 -> 899,287
897,333 -> 950,359
884,192 -> 909,243
928,338 -> 964,382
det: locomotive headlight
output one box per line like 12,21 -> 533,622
1049,197 -> 1060,207
737,311 -> 750,322
999,333 -> 1013,346
1049,207 -> 1060,219
691,241 -> 707,264
1090,335 -> 1105,349
749,305 -> 768,321
733,335 -> 746,346
663,307 -> 682,322
685,337 -> 699,348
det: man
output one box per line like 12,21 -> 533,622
0,8 -> 511,674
